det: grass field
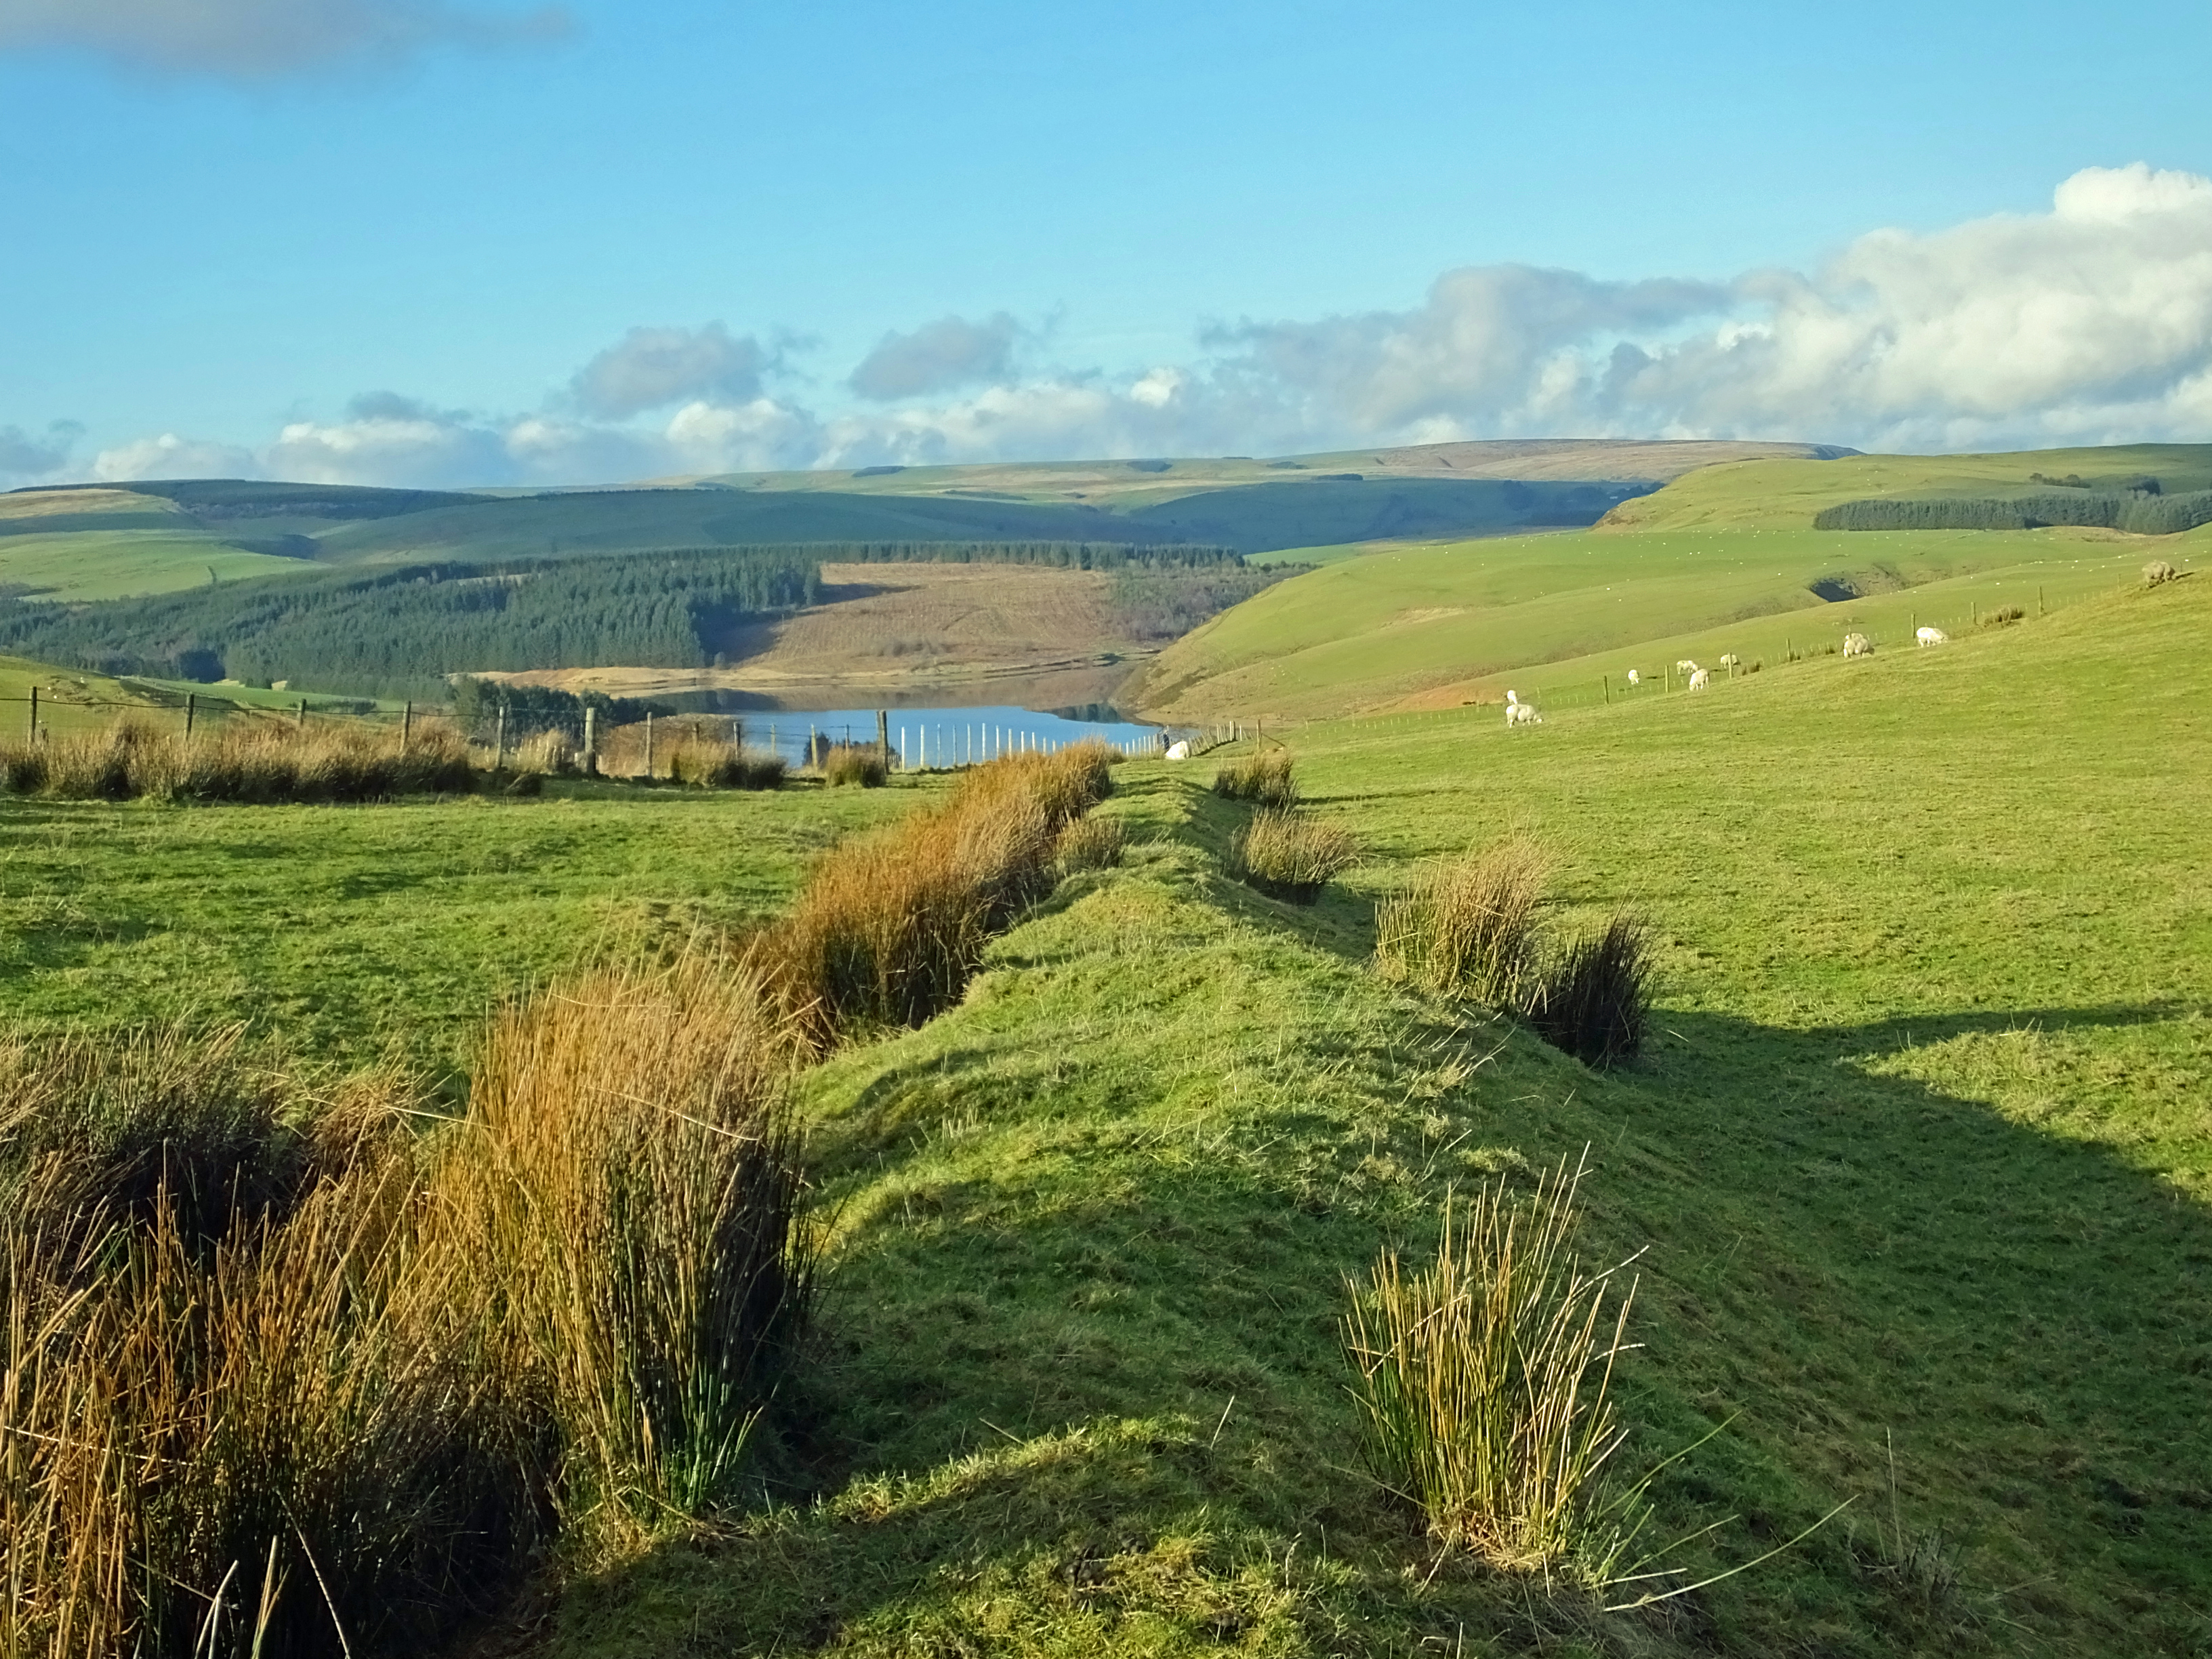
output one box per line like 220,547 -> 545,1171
1,559 -> 2205,1654
1132,506 -> 2202,720
0,527 -> 314,600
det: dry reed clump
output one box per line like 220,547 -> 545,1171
821,743 -> 889,787
1374,838 -> 1549,1009
1054,813 -> 1125,876
750,744 -> 1112,1047
0,716 -> 475,804
432,956 -> 814,1545
1214,747 -> 1297,808
1226,808 -> 1357,903
0,1036 -> 537,1659
1525,912 -> 1655,1070
1976,605 -> 2026,630
2144,558 -> 2179,586
666,742 -> 787,790
1344,1153 -> 1641,1581
1,964 -> 820,1652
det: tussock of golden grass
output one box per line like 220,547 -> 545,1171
1226,808 -> 1356,903
1054,813 -> 1124,875
1213,747 -> 1297,808
1345,1154 -> 1638,1580
433,956 -> 812,1547
1,961 -> 817,1651
821,743 -> 889,787
753,743 -> 1112,1047
0,715 -> 474,804
1374,837 -> 1550,1008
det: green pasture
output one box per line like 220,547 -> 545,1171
1133,521 -> 2176,719
0,527 -> 313,600
0,780 -> 916,1080
531,569 -> 2211,1656
1605,443 -> 2212,533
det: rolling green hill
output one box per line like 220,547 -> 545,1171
1132,446 -> 2209,720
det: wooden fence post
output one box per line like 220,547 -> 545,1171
401,701 -> 412,748
643,712 -> 653,779
494,705 -> 506,771
296,698 -> 306,732
185,693 -> 196,740
27,686 -> 35,741
1603,675 -> 1610,705
583,705 -> 596,774
877,710 -> 890,764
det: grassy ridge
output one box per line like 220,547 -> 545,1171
537,571 -> 2211,1655
0,529 -> 313,600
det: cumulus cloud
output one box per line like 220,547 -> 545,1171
0,421 -> 82,483
568,324 -> 776,421
848,313 -> 1025,401
56,166 -> 2212,488
91,431 -> 257,480
0,0 -> 569,77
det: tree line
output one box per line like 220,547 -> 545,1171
1814,491 -> 2212,535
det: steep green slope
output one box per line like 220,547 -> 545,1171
540,572 -> 2211,1658
1129,523 -> 2166,720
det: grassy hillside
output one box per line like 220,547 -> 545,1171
0,572 -> 2203,1652
1601,443 -> 2212,533
533,573 -> 2208,1656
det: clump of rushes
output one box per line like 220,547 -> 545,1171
668,739 -> 786,790
1344,1153 -> 1639,1579
1976,606 -> 2026,630
821,743 -> 889,787
750,743 -> 1113,1046
2143,558 -> 2179,586
1214,747 -> 1297,808
1525,911 -> 1655,1069
1054,813 -> 1125,875
433,956 -> 813,1548
1374,838 -> 1549,1008
0,715 -> 476,804
1227,808 -> 1357,903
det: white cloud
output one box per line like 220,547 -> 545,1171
91,432 -> 257,480
0,0 -> 569,78
54,166 -> 2212,488
569,324 -> 773,421
848,313 -> 1025,401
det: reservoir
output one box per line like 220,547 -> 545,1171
738,703 -> 1166,768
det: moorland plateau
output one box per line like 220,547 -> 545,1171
0,441 -> 2205,1657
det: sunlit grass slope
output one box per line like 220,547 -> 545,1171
1130,520 -> 2171,720
1602,443 -> 2212,532
0,528 -> 312,600
540,572 -> 2209,1657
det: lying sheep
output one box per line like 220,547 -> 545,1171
1164,739 -> 1191,760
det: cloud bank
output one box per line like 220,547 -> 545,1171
16,164 -> 2212,491
0,0 -> 569,78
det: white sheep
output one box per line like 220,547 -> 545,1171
1163,739 -> 1191,760
1718,653 -> 1740,668
1504,690 -> 1542,727
1843,632 -> 1872,658
1687,668 -> 1711,691
1625,669 -> 1641,687
1916,626 -> 1948,647
1675,659 -> 1700,674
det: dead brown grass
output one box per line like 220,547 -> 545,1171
0,715 -> 474,803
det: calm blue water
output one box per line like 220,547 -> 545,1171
743,705 -> 1166,769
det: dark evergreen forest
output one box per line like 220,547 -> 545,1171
1814,489 -> 2212,533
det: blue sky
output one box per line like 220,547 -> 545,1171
4,0 -> 2211,487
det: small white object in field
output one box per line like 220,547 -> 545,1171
1718,653 -> 1740,667
1164,739 -> 1191,760
1916,626 -> 1948,647
1507,700 -> 1542,726
1675,658 -> 1700,673
1843,632 -> 1873,657
1687,668 -> 1711,691
1626,669 -> 1641,686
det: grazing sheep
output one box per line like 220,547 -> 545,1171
1504,690 -> 1542,727
1843,632 -> 1873,657
1687,668 -> 1711,691
1718,653 -> 1740,668
1625,669 -> 1641,686
1916,626 -> 1948,647
2144,559 -> 2179,586
1675,659 -> 1700,674
1164,739 -> 1191,760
